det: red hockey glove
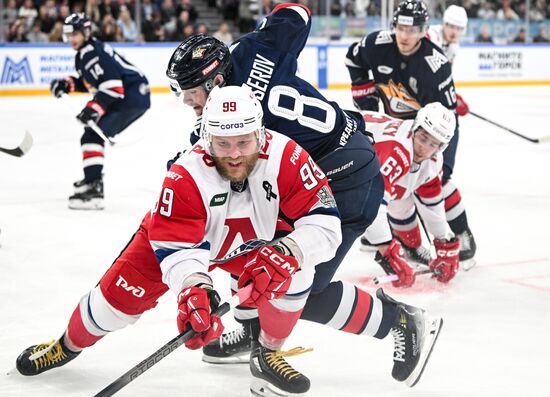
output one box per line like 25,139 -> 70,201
50,76 -> 75,98
177,286 -> 224,350
375,239 -> 416,288
429,238 -> 460,283
455,93 -> 469,116
351,81 -> 379,111
76,101 -> 106,125
237,245 -> 299,307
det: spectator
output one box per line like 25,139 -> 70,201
44,0 -> 58,19
27,19 -> 49,43
477,1 -> 496,20
117,5 -> 139,41
195,23 -> 208,35
238,0 -> 257,34
99,0 -> 120,20
160,0 -> 176,25
533,25 -> 550,43
57,4 -> 71,23
141,0 -> 160,22
512,28 -> 527,43
18,0 -> 38,29
99,14 -> 121,42
476,24 -> 493,43
3,0 -> 19,31
86,0 -> 102,26
176,0 -> 198,23
37,5 -> 55,34
142,13 -> 164,41
330,0 -> 343,16
10,18 -> 29,42
48,20 -> 64,42
344,0 -> 356,17
496,0 -> 519,21
221,0 -> 239,21
213,21 -> 234,44
175,9 -> 191,38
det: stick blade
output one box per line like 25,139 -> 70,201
0,131 -> 33,157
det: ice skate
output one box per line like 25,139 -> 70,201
16,335 -> 80,376
68,178 -> 104,210
250,342 -> 312,396
202,318 -> 259,364
399,242 -> 433,265
457,228 -> 476,270
377,289 -> 443,387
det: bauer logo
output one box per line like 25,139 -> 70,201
1,56 -> 33,84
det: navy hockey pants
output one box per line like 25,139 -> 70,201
312,132 -> 385,295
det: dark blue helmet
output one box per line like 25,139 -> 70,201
392,0 -> 429,30
63,13 -> 92,41
166,35 -> 232,94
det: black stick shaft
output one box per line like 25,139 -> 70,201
469,111 -> 540,143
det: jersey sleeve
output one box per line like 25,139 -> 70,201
276,140 -> 341,268
345,32 -> 380,84
374,140 -> 411,199
147,163 -> 210,294
253,3 -> 311,57
78,43 -> 125,110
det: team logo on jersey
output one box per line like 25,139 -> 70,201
115,275 -> 145,298
210,193 -> 228,206
377,65 -> 393,74
262,181 -> 278,201
1,56 -> 33,84
425,49 -> 448,73
375,30 -> 393,45
377,79 -> 421,118
192,47 -> 206,59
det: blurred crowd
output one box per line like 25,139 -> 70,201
2,0 -> 550,43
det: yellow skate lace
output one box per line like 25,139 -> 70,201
28,340 -> 67,371
264,347 -> 313,380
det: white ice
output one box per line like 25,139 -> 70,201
1,87 -> 549,397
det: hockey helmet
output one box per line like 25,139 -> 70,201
443,5 -> 468,29
63,13 -> 92,42
412,102 -> 455,151
166,35 -> 232,95
201,85 -> 265,154
392,0 -> 429,31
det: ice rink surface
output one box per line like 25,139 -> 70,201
1,86 -> 549,396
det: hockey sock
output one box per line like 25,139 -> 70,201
65,302 -> 106,350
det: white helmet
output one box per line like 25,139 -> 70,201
443,5 -> 468,29
201,85 -> 265,153
412,102 -> 456,150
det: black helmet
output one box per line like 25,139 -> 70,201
166,35 -> 232,94
392,0 -> 429,30
63,13 -> 92,40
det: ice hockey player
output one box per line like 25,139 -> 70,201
426,5 -> 470,117
16,86 -> 442,396
345,0 -> 476,263
49,13 -> 150,210
362,103 -> 460,287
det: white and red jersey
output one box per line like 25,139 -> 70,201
426,25 -> 460,64
363,111 -> 452,239
147,130 -> 341,294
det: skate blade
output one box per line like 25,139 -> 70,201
359,244 -> 377,253
405,316 -> 443,388
68,198 -> 104,210
460,259 -> 477,271
250,379 -> 307,397
202,352 -> 250,364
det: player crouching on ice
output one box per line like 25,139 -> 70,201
16,86 -> 442,396
361,103 -> 460,287
50,13 -> 150,210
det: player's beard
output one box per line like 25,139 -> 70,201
213,152 -> 259,183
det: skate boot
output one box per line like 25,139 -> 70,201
359,236 -> 377,252
377,289 -> 443,387
202,318 -> 259,364
68,178 -> 104,210
250,342 -> 312,396
16,335 -> 80,376
398,242 -> 433,265
457,227 -> 476,263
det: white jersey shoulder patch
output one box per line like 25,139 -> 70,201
375,30 -> 394,45
425,49 -> 448,73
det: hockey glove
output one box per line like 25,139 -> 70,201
76,101 -> 106,126
50,77 -> 75,98
351,81 -> 379,111
375,239 -> 416,288
455,93 -> 470,116
429,238 -> 460,283
177,286 -> 224,350
237,245 -> 299,307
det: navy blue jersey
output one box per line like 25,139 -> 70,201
74,38 -> 150,110
226,3 -> 362,160
346,30 -> 457,119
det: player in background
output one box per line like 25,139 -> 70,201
166,3 -> 392,364
15,86 -> 442,395
345,0 -> 476,265
363,103 -> 460,288
426,5 -> 470,117
49,13 -> 150,210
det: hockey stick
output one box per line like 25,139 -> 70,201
93,284 -> 253,397
373,268 -> 433,285
60,94 -> 115,146
469,111 -> 550,144
0,130 -> 33,157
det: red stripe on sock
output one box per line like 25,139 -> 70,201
83,151 -> 104,159
342,288 -> 372,334
66,304 -> 104,349
444,189 -> 462,210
